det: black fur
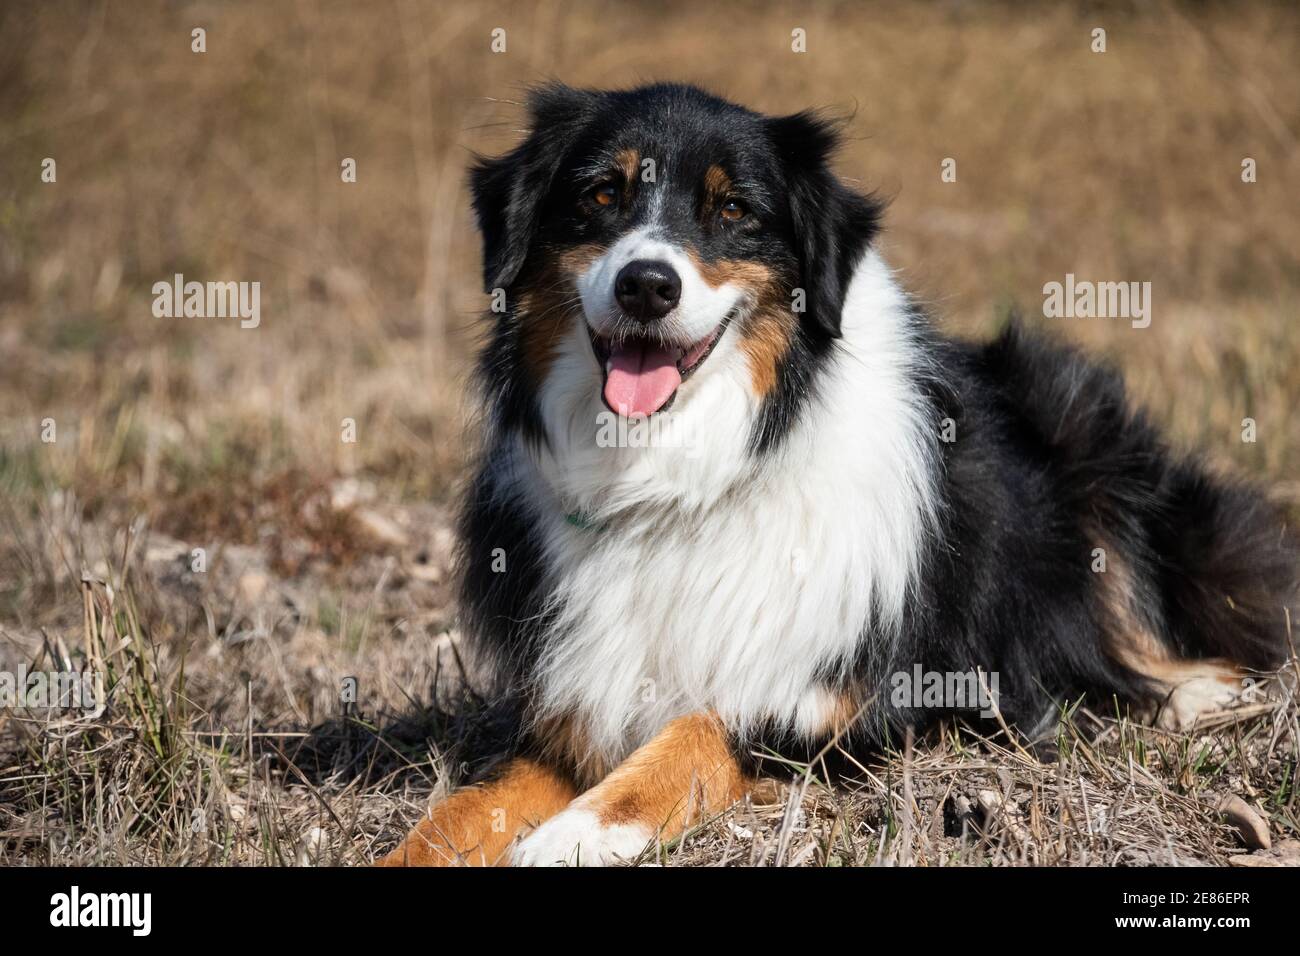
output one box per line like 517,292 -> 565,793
894,322 -> 1296,728
471,84 -> 601,292
766,110 -> 882,339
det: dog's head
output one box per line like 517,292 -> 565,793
471,82 -> 881,451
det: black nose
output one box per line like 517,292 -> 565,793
614,260 -> 681,321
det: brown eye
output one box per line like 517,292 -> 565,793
591,183 -> 618,207
720,199 -> 746,222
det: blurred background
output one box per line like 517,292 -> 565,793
0,1 -> 1297,864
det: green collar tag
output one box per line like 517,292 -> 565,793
564,510 -> 605,533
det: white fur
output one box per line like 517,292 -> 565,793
1157,673 -> 1254,731
497,250 -> 938,769
512,807 -> 653,867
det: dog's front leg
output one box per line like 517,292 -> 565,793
512,712 -> 753,866
377,758 -> 577,866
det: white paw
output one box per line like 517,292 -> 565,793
511,807 -> 653,867
1157,676 -> 1248,731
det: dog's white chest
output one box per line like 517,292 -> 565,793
529,477 -> 885,764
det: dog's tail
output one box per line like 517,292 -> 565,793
1150,465 -> 1298,671
1134,466 -> 1299,728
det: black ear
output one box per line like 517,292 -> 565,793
470,83 -> 597,293
767,111 -> 882,338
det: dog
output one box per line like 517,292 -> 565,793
379,82 -> 1298,867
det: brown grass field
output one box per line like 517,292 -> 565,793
1,0 -> 1298,866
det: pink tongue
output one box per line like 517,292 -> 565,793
603,340 -> 682,417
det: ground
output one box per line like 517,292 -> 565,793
1,0 -> 1298,866
2,494 -> 1297,865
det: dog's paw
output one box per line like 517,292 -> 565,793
1156,674 -> 1254,731
511,806 -> 653,867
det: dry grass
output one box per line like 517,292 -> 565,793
1,0 -> 1298,866
4,504 -> 1296,867
659,700 -> 1300,867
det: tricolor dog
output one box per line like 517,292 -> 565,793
380,83 -> 1298,867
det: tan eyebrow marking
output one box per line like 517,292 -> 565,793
703,164 -> 733,210
613,148 -> 640,194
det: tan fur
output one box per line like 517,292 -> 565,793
737,307 -> 794,397
381,713 -> 751,865
803,686 -> 866,738
581,712 -> 753,834
530,711 -> 617,788
1094,537 -> 1247,728
689,253 -> 773,292
613,147 -> 639,192
702,163 -> 732,210
517,243 -> 604,385
683,250 -> 791,397
376,758 -> 576,867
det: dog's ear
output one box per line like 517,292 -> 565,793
767,111 -> 882,339
471,83 -> 597,293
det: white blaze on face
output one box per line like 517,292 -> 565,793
577,228 -> 745,344
575,227 -> 747,416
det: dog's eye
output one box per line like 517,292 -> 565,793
720,199 -> 747,222
590,183 -> 618,207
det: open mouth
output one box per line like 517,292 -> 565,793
589,317 -> 730,417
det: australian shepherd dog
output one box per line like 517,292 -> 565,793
380,83 -> 1298,866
